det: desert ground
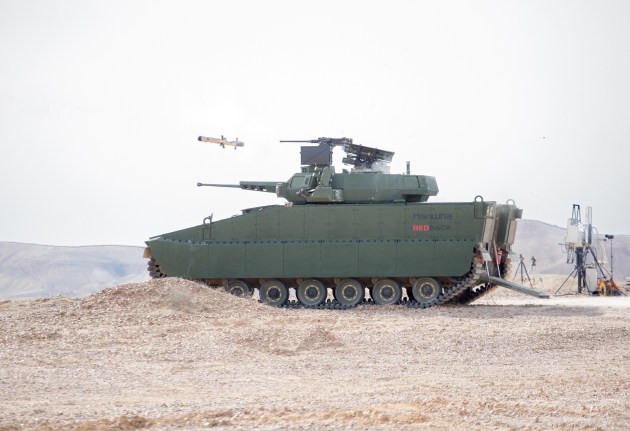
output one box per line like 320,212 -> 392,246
1,277 -> 629,430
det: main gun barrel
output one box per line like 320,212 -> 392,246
198,181 -> 282,194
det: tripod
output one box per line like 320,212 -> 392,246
512,254 -> 534,288
556,266 -> 579,295
555,245 -> 607,295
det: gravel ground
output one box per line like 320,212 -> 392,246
1,277 -> 629,430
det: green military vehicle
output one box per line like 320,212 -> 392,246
144,137 -> 547,308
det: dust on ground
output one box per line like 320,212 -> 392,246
1,277 -> 629,430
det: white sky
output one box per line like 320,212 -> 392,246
1,0 -> 629,246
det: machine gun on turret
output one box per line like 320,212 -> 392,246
280,137 -> 353,146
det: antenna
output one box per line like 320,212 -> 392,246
556,204 -> 615,295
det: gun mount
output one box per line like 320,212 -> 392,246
281,137 -> 394,171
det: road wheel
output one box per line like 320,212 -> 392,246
411,277 -> 442,304
334,278 -> 365,307
225,280 -> 253,297
372,279 -> 402,305
259,280 -> 288,307
297,279 -> 327,306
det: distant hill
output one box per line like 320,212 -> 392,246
0,242 -> 148,298
0,220 -> 627,298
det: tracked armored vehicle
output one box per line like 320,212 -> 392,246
144,137 -> 548,308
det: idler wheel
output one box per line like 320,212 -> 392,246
371,279 -> 402,305
148,258 -> 167,278
334,278 -> 365,307
259,280 -> 288,307
297,279 -> 327,306
225,280 -> 253,297
411,277 -> 442,304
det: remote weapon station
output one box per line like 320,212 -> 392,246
144,137 -> 547,308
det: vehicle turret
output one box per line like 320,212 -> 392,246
197,137 -> 439,204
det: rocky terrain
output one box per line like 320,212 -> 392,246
1,277 -> 629,430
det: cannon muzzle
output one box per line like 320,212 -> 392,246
197,183 -> 241,188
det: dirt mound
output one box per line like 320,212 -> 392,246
79,277 -> 268,317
